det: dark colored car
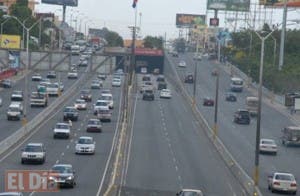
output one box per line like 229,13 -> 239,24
282,126 -> 300,146
142,89 -> 155,101
49,164 -> 76,188
225,92 -> 237,102
0,79 -> 12,88
157,82 -> 167,90
184,74 -> 194,83
80,89 -> 92,102
46,71 -> 56,78
234,109 -> 250,124
142,75 -> 151,82
203,97 -> 214,106
156,75 -> 165,82
63,106 -> 79,121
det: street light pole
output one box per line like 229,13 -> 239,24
3,15 -> 43,124
252,29 -> 276,192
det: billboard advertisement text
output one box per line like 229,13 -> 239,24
176,14 -> 206,28
207,0 -> 250,11
0,35 -> 21,49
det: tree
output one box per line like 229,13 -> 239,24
143,36 -> 163,49
105,31 -> 123,47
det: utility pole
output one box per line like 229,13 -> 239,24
278,0 -> 288,70
128,26 -> 136,86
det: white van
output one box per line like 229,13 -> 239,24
246,96 -> 258,116
230,77 -> 243,92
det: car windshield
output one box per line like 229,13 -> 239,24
76,99 -> 85,103
78,138 -> 93,144
261,140 -> 275,145
64,107 -> 75,112
56,124 -> 69,129
96,101 -> 107,106
52,166 -> 72,174
88,120 -> 99,125
275,174 -> 294,181
24,145 -> 42,152
9,107 -> 19,112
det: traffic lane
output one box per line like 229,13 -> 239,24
0,68 -> 87,142
175,54 -> 300,194
0,75 -> 122,196
125,93 -> 181,193
126,85 -> 245,195
158,85 -> 246,195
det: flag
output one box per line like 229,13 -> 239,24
132,0 -> 138,8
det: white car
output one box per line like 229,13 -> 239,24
268,172 -> 297,194
178,60 -> 186,67
100,93 -> 114,109
46,83 -> 60,96
31,73 -> 42,81
91,80 -> 103,89
67,71 -> 78,79
94,100 -> 109,115
176,189 -> 204,196
259,139 -> 277,155
160,89 -> 172,99
75,136 -> 95,154
21,143 -> 46,164
74,99 -> 87,110
11,90 -> 23,101
112,78 -> 121,87
7,102 -> 23,121
53,123 -> 71,139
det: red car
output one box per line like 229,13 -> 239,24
203,97 -> 214,106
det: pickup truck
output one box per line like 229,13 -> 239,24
30,92 -> 48,107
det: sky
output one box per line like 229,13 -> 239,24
34,0 -> 300,40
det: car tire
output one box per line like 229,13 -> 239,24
292,191 -> 297,195
21,159 -> 25,164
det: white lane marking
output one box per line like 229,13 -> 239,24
122,91 -> 138,186
227,182 -> 237,196
66,145 -> 70,149
56,160 -> 59,164
96,80 -> 124,196
61,152 -> 64,156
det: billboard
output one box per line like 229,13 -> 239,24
207,0 -> 250,11
41,0 -> 78,7
259,0 -> 300,7
176,14 -> 206,28
0,35 -> 21,49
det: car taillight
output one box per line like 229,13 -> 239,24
274,181 -> 280,186
291,183 -> 297,187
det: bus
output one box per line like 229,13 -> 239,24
230,77 -> 243,92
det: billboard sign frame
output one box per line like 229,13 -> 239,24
41,0 -> 78,7
176,14 -> 206,28
207,0 -> 250,11
0,34 -> 21,49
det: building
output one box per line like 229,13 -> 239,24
0,0 -> 38,14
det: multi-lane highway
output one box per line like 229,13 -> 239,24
121,75 -> 247,195
1,50 -> 299,196
0,66 -> 123,196
167,52 -> 300,195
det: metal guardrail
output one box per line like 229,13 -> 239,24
164,55 -> 262,196
0,58 -> 108,157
